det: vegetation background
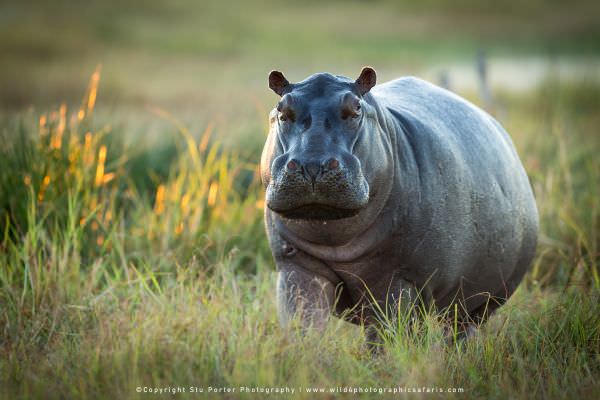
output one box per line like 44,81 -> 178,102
0,0 -> 598,398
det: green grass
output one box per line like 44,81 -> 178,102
0,70 -> 598,399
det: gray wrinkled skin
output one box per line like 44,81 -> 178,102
261,69 -> 539,341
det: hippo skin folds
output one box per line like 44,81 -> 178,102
260,67 -> 538,343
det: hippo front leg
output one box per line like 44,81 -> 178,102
276,266 -> 335,331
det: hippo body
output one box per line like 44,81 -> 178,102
261,68 -> 538,338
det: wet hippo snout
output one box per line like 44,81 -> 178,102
285,157 -> 341,182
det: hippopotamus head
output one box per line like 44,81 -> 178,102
261,67 -> 394,228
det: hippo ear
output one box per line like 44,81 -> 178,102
355,67 -> 377,96
269,70 -> 290,96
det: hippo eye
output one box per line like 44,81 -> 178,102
278,108 -> 295,123
277,95 -> 295,122
341,92 -> 361,120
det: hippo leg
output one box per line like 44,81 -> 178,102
276,267 -> 335,331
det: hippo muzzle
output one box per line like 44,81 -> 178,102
266,150 -> 370,220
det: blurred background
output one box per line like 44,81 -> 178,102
2,0 -> 600,135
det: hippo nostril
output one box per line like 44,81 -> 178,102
327,158 -> 340,170
286,160 -> 298,171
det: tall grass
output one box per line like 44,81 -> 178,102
0,72 -> 598,399
0,69 -> 267,360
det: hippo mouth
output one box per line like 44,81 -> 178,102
265,161 -> 370,220
272,203 -> 362,220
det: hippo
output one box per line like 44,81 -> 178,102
260,67 -> 538,344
